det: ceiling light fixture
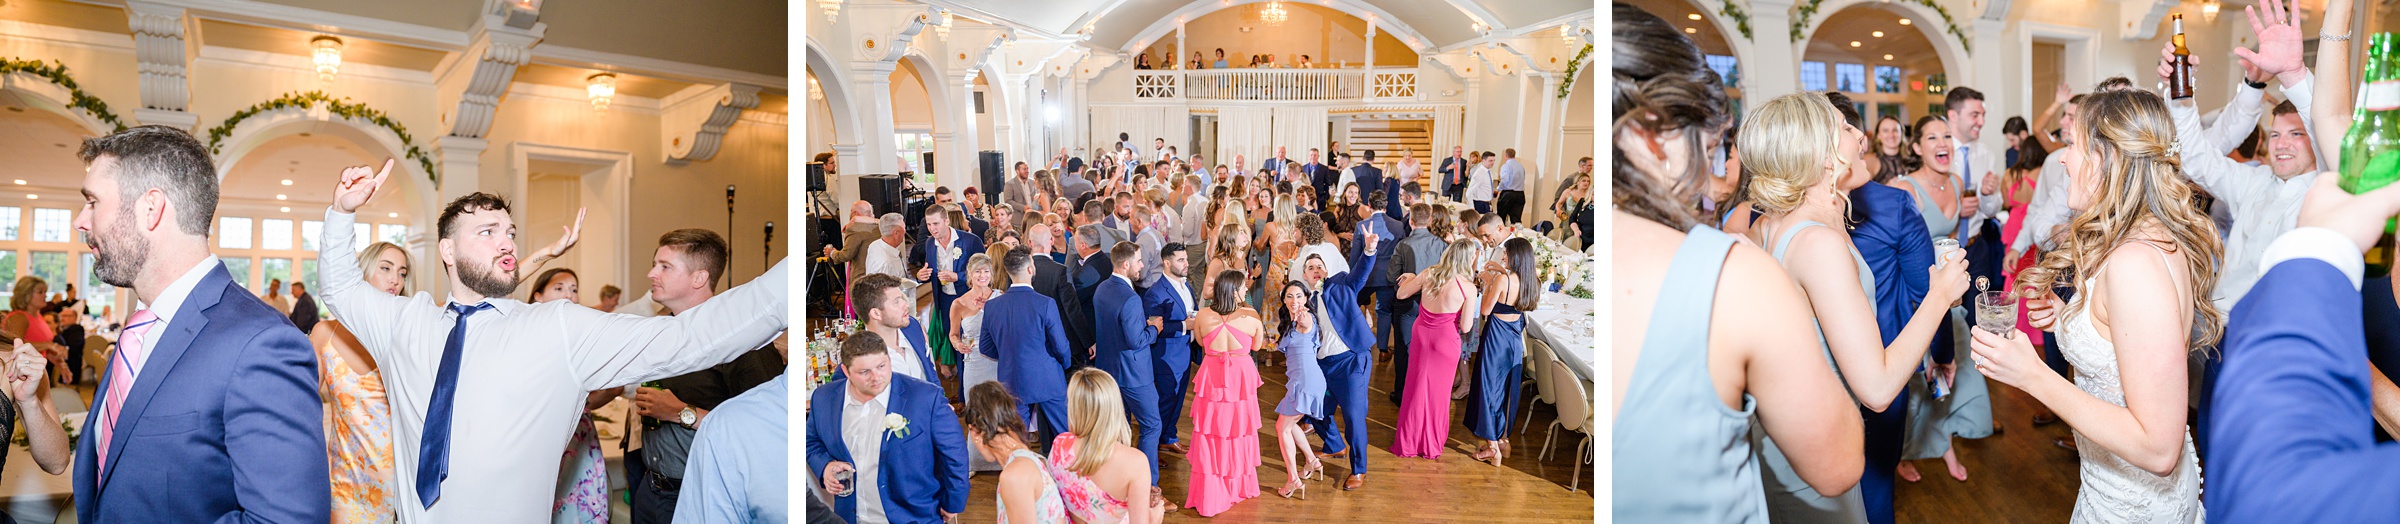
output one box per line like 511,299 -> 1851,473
281,179 -> 293,186
1884,54 -> 1895,60
2202,0 -> 2221,22
1688,13 -> 1703,20
1873,30 -> 1885,37
281,207 -> 292,213
809,75 -> 825,102
936,10 -> 953,39
310,35 -> 344,85
23,195 -> 34,200
1850,41 -> 1862,47
587,73 -> 616,112
1685,27 -> 1697,34
1261,1 -> 1287,25
818,0 -> 839,23
388,213 -> 399,218
9,180 -> 21,186
1898,18 -> 1912,25
276,194 -> 287,200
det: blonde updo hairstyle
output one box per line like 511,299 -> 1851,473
1737,92 -> 1853,219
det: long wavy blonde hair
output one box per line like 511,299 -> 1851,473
2016,90 -> 2225,352
1065,368 -> 1132,477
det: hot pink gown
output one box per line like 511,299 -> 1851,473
1184,319 -> 1262,516
1393,281 -> 1467,459
2000,173 -> 2045,345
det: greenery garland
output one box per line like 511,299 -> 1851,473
204,91 -> 437,183
1557,44 -> 1593,99
0,58 -> 127,133
1721,0 -> 1755,40
1790,0 -> 1972,54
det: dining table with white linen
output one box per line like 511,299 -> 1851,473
1524,292 -> 1595,381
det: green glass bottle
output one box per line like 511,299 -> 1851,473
2342,33 -> 2400,277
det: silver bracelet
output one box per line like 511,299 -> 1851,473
2324,31 -> 2354,42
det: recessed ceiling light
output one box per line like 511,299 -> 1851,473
1684,27 -> 1697,34
1687,13 -> 1703,20
24,195 -> 35,200
1899,18 -> 1912,25
10,180 -> 22,186
275,194 -> 287,200
1873,31 -> 1885,38
281,179 -> 293,186
1850,41 -> 1863,47
280,207 -> 291,213
1884,54 -> 1896,60
388,213 -> 399,218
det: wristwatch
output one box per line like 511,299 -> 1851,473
677,406 -> 697,428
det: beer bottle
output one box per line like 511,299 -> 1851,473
2341,33 -> 2400,277
2169,14 -> 2195,100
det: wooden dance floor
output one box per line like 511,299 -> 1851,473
1893,379 -> 2084,522
957,347 -> 1597,523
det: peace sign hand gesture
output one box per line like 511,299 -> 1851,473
333,158 -> 394,214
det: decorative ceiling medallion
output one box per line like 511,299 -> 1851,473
865,38 -> 878,50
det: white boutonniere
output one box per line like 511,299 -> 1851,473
885,413 -> 911,439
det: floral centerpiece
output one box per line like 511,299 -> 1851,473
1514,228 -> 1592,298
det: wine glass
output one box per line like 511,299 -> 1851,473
1976,287 -> 2019,338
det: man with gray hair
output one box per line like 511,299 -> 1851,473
865,213 -> 910,281
1069,223 -> 1114,366
822,201 -> 884,283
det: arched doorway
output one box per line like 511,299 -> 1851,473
215,111 -> 436,295
0,88 -> 127,323
893,52 -> 963,190
1800,4 -> 1953,132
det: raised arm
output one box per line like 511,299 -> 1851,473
1995,247 -> 2196,476
2313,0 -> 2355,170
564,260 -> 790,390
318,160 -> 416,361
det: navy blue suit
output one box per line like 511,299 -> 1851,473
1353,165 -> 1385,207
1072,252 -> 1114,369
2208,256 -> 2400,522
1093,274 -> 1162,483
1353,214 -> 1403,355
979,284 -> 1074,441
911,230 -> 985,383
1437,156 -> 1471,200
1847,182 -> 1932,524
894,317 -> 944,398
1143,277 -> 1196,448
75,262 -> 330,522
1313,241 -> 1380,477
1031,257 -> 1089,373
1307,163 -> 1336,205
807,375 -> 970,524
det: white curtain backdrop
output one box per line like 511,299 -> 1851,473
1087,105 -> 1190,157
1271,106 -> 1330,160
1215,106 -> 1274,170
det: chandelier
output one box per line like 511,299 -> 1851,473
586,73 -> 616,112
310,35 -> 343,85
1261,1 -> 1287,25
818,0 -> 840,23
936,10 -> 953,39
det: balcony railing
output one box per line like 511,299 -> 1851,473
1132,68 -> 1420,102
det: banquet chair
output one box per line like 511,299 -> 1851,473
1521,337 -> 1557,437
84,334 -> 109,382
1540,360 -> 1592,492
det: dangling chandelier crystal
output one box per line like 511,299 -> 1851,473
586,73 -> 616,112
311,35 -> 344,85
1261,1 -> 1287,25
818,0 -> 840,23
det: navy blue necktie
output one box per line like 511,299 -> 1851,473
418,302 -> 493,508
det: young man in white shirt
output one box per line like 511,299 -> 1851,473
849,273 -> 936,390
318,160 -> 788,523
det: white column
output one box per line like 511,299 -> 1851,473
948,71 -> 980,189
1531,71 -> 1560,216
831,143 -> 864,204
851,61 -> 902,175
1746,0 -> 1801,104
1175,23 -> 1186,70
434,135 -> 488,204
1969,18 -> 2009,158
126,1 -> 198,130
1364,20 -> 1378,88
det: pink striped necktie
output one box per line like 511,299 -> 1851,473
97,310 -> 160,474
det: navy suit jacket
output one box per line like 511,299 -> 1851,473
1437,157 -> 1470,194
1317,244 -> 1380,356
806,376 -> 970,524
1850,183 -> 1935,346
1031,257 -> 1089,359
1354,165 -> 1385,204
1350,216 -> 1403,288
1073,252 -> 1114,352
1142,278 -> 1194,351
287,291 -> 321,335
2208,257 -> 2400,522
910,230 -> 986,304
980,286 -> 1072,404
1307,163 -> 1336,204
895,318 -> 943,397
1094,275 -> 1158,386
75,263 -> 330,522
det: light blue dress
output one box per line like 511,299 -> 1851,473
1755,220 -> 1873,524
1612,225 -> 1767,523
1275,325 -> 1327,418
1895,177 -> 1996,461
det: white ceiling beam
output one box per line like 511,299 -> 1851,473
1438,0 -> 1509,31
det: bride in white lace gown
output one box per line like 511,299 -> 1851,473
1967,90 -> 2218,523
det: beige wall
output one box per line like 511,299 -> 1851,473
890,60 -> 934,131
1136,2 -> 1418,68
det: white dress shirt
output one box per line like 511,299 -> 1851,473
1315,292 -> 1351,359
2261,227 -> 2365,291
1466,165 -> 1497,202
865,239 -> 909,282
316,208 -> 789,523
124,255 -> 221,384
882,327 -> 929,385
1178,195 -> 1211,244
840,385 -> 893,524
1166,277 -> 1195,318
2171,97 -> 2320,311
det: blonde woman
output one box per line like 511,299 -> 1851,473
1738,93 -> 1970,522
1391,240 -> 1480,459
952,253 -> 1004,473
1394,148 -> 1422,193
310,241 -> 411,523
1970,89 -> 2217,522
1045,368 -> 1167,524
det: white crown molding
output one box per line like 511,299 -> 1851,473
738,110 -> 788,127
1432,10 -> 1596,54
195,45 -> 436,85
151,0 -> 473,49
532,45 -> 787,91
0,19 -> 137,50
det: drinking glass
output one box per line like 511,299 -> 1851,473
1976,288 -> 2018,337
831,467 -> 857,497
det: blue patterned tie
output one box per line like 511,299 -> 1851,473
417,302 -> 493,508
